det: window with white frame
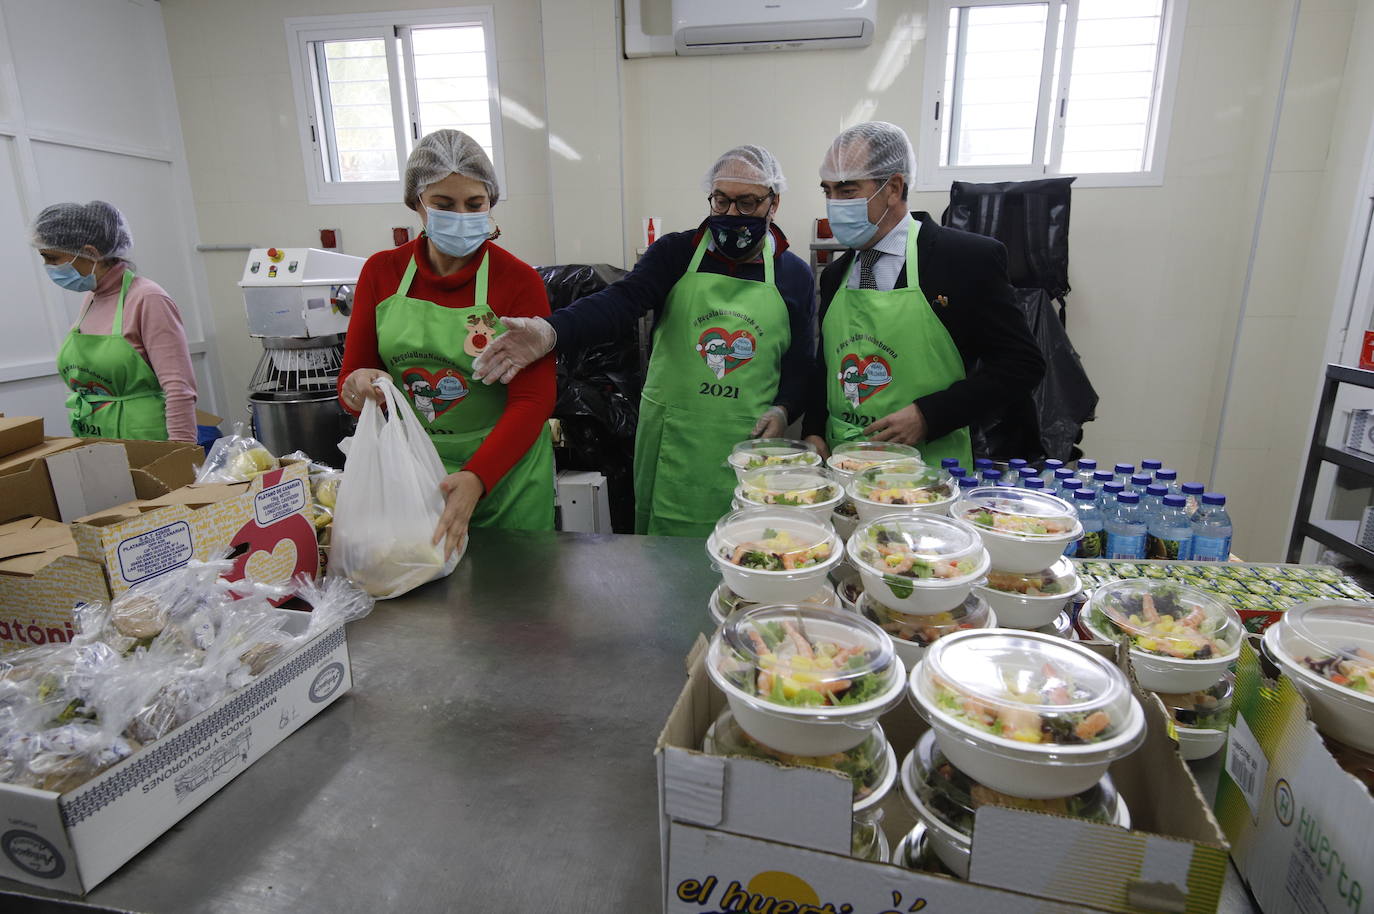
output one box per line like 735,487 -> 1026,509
286,8 -> 504,205
917,0 -> 1186,190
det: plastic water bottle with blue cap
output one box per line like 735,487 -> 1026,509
1024,477 -> 1046,491
1075,458 -> 1098,486
1072,488 -> 1104,557
1113,463 -> 1135,484
1155,468 -> 1179,497
1051,467 -> 1076,492
1148,495 -> 1194,560
1128,473 -> 1153,496
982,468 -> 1003,486
957,476 -> 979,492
1181,482 -> 1205,516
1106,491 -> 1147,559
1140,458 -> 1163,476
941,457 -> 960,471
1191,494 -> 1233,562
1018,467 -> 1039,487
949,467 -> 967,479
1040,458 -> 1064,485
1098,480 -> 1125,512
1142,484 -> 1169,526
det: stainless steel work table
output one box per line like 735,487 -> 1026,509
0,529 -> 1263,913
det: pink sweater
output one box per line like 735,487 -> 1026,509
76,263 -> 198,442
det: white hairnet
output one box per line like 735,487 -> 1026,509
702,144 -> 788,194
819,121 -> 916,187
31,201 -> 133,260
404,129 -> 500,210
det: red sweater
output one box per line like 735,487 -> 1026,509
338,237 -> 555,493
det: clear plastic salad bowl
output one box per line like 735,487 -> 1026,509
908,629 -> 1145,798
736,466 -> 845,523
953,487 -> 1081,573
1153,676 -> 1235,760
848,461 -> 957,523
1084,579 -> 1242,692
1262,601 -> 1374,753
707,509 -> 844,604
847,514 -> 990,615
706,603 -> 907,756
860,592 -> 997,668
709,579 -> 840,628
898,729 -> 1129,877
974,558 -> 1082,629
825,441 -> 923,487
728,438 -> 822,482
701,706 -> 896,810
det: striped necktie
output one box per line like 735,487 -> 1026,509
858,248 -> 881,290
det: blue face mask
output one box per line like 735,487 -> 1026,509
825,177 -> 894,249
425,208 -> 491,258
45,255 -> 97,293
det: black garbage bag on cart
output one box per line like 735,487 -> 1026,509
943,177 -> 1075,310
534,263 -> 642,533
970,288 -> 1097,463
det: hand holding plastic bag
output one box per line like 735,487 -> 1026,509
331,376 -> 461,598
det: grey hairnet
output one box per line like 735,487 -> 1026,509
819,121 -> 916,187
404,129 -> 500,210
31,201 -> 133,260
702,144 -> 788,194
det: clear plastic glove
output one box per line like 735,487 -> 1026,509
750,405 -> 789,439
470,317 -> 556,385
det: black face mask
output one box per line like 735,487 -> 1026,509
705,215 -> 769,261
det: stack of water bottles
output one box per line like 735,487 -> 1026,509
946,457 -> 1234,563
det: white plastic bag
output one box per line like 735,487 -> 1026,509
331,377 -> 460,598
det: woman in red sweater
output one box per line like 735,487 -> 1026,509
339,130 -> 555,558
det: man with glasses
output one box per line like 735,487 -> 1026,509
471,145 -> 815,536
803,121 -> 1044,467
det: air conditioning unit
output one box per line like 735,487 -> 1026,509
671,0 -> 876,56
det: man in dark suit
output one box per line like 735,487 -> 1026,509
802,121 -> 1044,465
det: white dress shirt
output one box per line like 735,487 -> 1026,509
845,213 -> 919,292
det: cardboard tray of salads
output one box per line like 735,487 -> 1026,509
1072,559 -> 1372,633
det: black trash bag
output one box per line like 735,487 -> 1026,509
534,263 -> 643,533
971,288 -> 1097,463
943,177 -> 1075,308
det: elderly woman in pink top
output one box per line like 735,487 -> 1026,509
33,201 -> 197,442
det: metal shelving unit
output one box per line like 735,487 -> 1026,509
1287,363 -> 1374,567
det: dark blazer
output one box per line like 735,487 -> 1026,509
801,212 -> 1045,446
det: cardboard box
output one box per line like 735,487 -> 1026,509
0,417 -> 43,458
0,437 -> 83,478
0,464 -> 317,654
1214,643 -> 1372,914
0,610 -> 352,894
0,439 -> 202,526
658,639 -> 1231,914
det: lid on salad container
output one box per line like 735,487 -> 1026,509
908,730 -> 1120,841
703,707 -> 893,807
827,441 -> 922,475
739,466 -> 843,508
730,438 -> 821,471
712,509 -> 836,571
1153,675 -> 1235,729
982,558 -> 1078,597
862,592 -> 993,645
849,461 -> 955,507
714,603 -> 899,712
955,487 -> 1078,539
711,581 -> 840,624
1276,601 -> 1374,702
1086,579 -> 1242,661
850,515 -> 984,575
915,630 -> 1136,748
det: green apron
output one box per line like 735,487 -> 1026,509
375,250 -> 555,531
57,269 -> 169,440
634,235 -> 790,537
822,225 -> 973,467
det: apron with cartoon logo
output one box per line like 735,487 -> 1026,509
634,235 -> 790,537
376,250 -> 555,531
57,269 -> 169,440
823,226 -> 973,468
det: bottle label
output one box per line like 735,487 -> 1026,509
1076,527 -> 1106,558
1147,533 -> 1193,561
1106,531 -> 1146,559
1193,534 -> 1231,561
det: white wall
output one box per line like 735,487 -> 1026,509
0,0 -> 221,431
